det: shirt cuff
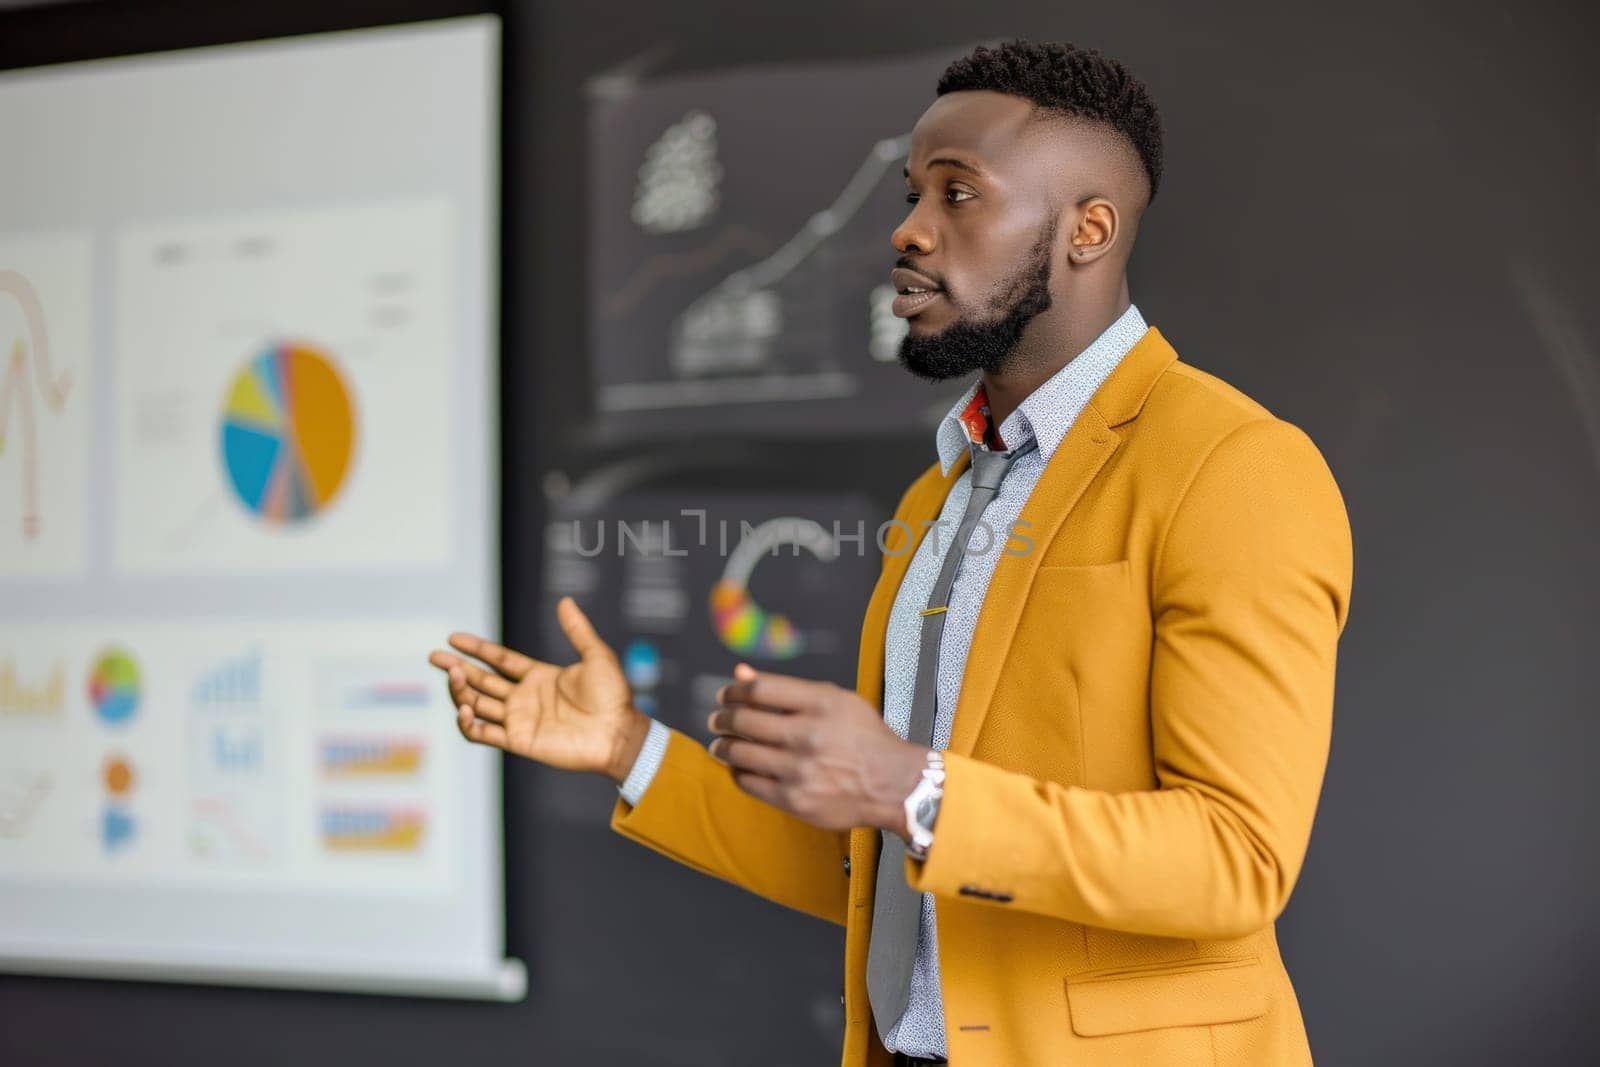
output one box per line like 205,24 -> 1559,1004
617,718 -> 671,807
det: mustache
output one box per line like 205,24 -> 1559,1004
893,256 -> 945,290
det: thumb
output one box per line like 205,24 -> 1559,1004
556,596 -> 612,662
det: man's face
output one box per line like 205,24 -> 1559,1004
890,91 -> 1063,381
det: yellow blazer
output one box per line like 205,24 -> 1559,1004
611,324 -> 1353,1066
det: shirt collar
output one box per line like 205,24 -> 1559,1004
935,303 -> 1149,475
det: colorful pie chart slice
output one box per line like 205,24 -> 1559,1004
221,341 -> 356,524
88,649 -> 142,725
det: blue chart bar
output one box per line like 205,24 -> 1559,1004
192,647 -> 262,709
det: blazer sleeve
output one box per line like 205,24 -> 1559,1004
611,728 -> 851,927
905,417 -> 1354,940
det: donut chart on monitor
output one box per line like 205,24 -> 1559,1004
708,517 -> 839,660
220,341 -> 356,524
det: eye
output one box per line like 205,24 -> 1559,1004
904,186 -> 976,206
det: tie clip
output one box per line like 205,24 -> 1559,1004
919,606 -> 948,617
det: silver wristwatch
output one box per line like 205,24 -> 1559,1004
903,749 -> 945,860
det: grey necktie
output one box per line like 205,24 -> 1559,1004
866,435 -> 1038,1045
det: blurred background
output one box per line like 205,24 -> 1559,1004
0,0 -> 1595,1063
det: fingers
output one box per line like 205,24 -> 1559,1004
706,703 -> 793,745
555,596 -> 613,663
428,653 -> 509,723
431,653 -> 513,701
708,736 -> 792,780
446,632 -> 537,681
433,644 -> 519,751
444,664 -> 507,724
717,666 -> 828,715
456,703 -> 509,749
731,770 -> 782,807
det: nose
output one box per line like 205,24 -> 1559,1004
891,201 -> 935,257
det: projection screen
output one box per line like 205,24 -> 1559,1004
0,14 -> 518,999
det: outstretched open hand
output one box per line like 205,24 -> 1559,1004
427,596 -> 648,783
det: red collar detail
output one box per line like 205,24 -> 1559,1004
958,384 -> 1005,450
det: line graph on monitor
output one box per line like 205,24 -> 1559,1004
0,269 -> 75,542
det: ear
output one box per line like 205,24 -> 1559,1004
1068,197 -> 1119,263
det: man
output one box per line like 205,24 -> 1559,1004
430,39 -> 1352,1067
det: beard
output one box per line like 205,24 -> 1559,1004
897,220 -> 1057,382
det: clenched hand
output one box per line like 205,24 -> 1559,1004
708,664 -> 927,834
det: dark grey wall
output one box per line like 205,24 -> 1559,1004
2,0 -> 1597,1064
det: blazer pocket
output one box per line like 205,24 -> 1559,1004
1065,955 -> 1268,1037
1034,558 -> 1131,577
1026,558 -> 1132,613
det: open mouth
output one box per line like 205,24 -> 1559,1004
892,288 -> 944,318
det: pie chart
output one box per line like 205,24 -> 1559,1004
88,649 -> 142,726
220,341 -> 357,524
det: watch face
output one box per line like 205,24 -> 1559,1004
915,795 -> 939,825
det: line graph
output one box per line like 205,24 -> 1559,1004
0,771 -> 51,838
586,46 -> 959,438
703,134 -> 910,300
0,268 -> 75,541
599,223 -> 774,319
669,134 -> 911,381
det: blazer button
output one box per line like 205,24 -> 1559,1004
842,856 -> 852,876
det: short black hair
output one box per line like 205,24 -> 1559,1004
937,39 -> 1164,203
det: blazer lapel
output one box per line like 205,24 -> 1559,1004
944,406 -> 1119,756
946,325 -> 1178,756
